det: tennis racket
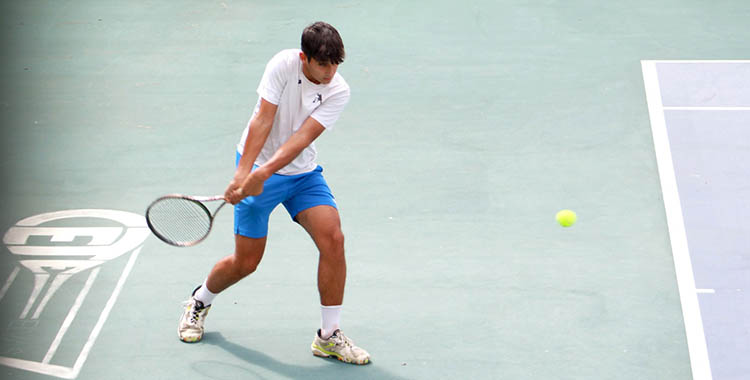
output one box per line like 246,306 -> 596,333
145,194 -> 226,247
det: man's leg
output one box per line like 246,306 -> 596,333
205,235 -> 267,294
295,205 -> 346,307
297,205 -> 370,365
179,235 -> 266,343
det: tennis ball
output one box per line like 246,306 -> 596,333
556,209 -> 577,227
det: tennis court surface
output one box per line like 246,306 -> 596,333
1,2 -> 748,379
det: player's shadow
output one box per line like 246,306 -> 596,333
197,332 -> 409,380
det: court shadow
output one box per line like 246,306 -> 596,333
199,332 -> 409,380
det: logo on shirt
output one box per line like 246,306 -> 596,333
313,93 -> 323,104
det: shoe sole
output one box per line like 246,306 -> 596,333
178,326 -> 203,343
311,346 -> 370,365
179,335 -> 202,343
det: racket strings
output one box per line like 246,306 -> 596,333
147,198 -> 212,245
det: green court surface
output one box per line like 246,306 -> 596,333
1,1 -> 747,379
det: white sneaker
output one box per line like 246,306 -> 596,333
178,295 -> 210,343
311,329 -> 371,365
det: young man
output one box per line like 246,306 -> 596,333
178,22 -> 370,365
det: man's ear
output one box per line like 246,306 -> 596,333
299,52 -> 307,62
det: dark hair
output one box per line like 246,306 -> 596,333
301,22 -> 345,65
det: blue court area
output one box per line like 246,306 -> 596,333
1,2 -> 748,380
644,61 -> 750,380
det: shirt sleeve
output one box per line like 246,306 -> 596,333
256,51 -> 291,105
310,87 -> 350,130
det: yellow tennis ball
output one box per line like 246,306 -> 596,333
556,209 -> 577,227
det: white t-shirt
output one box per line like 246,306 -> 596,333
237,49 -> 350,175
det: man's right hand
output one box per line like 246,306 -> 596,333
224,170 -> 269,205
224,179 -> 243,205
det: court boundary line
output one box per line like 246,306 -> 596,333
663,107 -> 750,111
649,60 -> 750,63
71,245 -> 142,378
696,289 -> 716,294
641,60 -> 713,380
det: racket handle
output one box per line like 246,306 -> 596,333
190,195 -> 225,202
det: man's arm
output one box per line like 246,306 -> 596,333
225,115 -> 326,204
224,98 -> 277,201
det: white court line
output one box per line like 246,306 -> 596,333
0,266 -> 21,301
696,289 -> 716,294
0,246 -> 143,379
43,267 -> 101,364
69,246 -> 142,378
649,60 -> 750,63
641,60 -> 713,380
664,107 -> 750,111
0,358 -> 75,379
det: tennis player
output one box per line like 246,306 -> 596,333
178,22 -> 370,365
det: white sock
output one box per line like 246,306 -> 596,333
193,280 -> 217,305
320,305 -> 342,339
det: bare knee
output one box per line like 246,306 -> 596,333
232,235 -> 266,278
320,230 -> 345,259
232,254 -> 260,277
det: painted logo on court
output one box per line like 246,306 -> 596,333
0,209 -> 149,379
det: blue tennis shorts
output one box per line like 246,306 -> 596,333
233,152 -> 337,238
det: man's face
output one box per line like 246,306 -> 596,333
301,53 -> 338,84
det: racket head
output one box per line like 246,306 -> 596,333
145,194 -> 220,247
